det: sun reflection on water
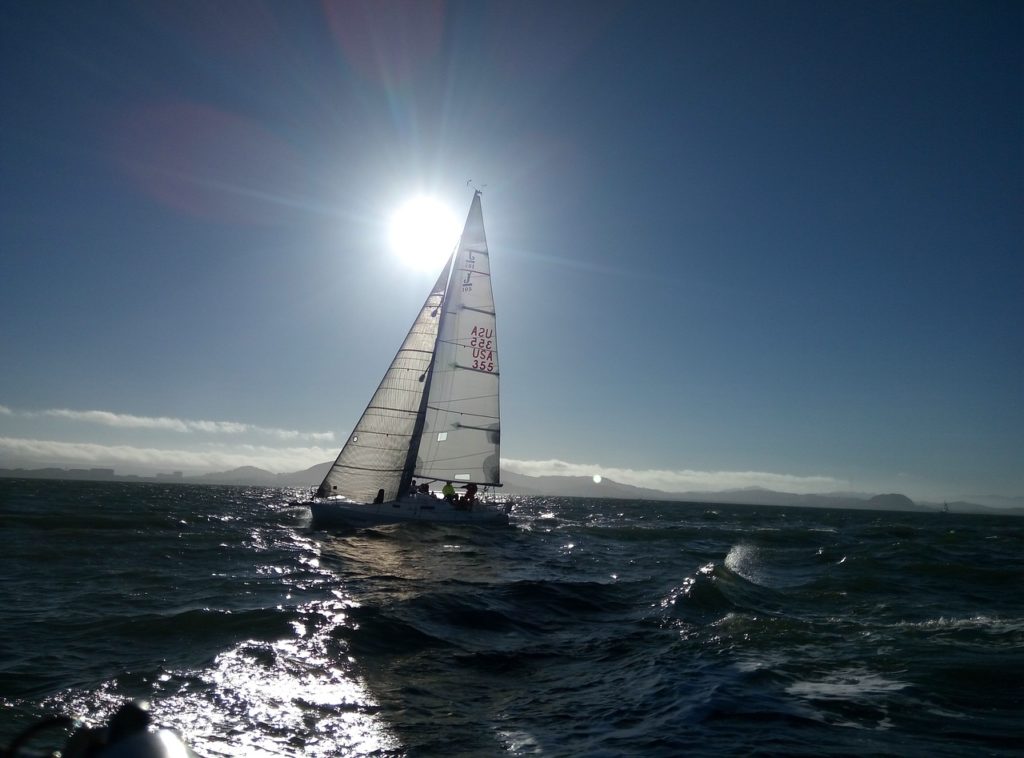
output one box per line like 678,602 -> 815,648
147,528 -> 399,757
152,599 -> 399,757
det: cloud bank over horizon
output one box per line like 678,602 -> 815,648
502,458 -> 850,495
0,404 -> 911,496
0,403 -> 339,474
2,404 -> 335,442
0,436 -> 334,475
0,433 -> 848,494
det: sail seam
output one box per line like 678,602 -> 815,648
425,407 -> 499,420
330,464 -> 406,474
428,393 -> 498,402
454,364 -> 501,376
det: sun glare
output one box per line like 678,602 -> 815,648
389,196 -> 461,271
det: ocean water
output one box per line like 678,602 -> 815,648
1,479 -> 1021,757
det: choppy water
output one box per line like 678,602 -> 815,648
1,479 -> 1021,756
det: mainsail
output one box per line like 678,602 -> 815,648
414,192 -> 501,486
317,259 -> 452,503
317,191 -> 501,504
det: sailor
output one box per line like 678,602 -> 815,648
408,479 -> 418,497
463,482 -> 478,505
442,481 -> 456,502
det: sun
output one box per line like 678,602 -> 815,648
389,196 -> 461,271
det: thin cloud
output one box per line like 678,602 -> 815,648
0,436 -> 333,474
502,458 -> 848,495
43,409 -> 192,431
0,405 -> 12,415
28,407 -> 334,442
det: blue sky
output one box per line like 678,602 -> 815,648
1,1 -> 1021,503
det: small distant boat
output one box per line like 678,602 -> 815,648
310,191 -> 509,527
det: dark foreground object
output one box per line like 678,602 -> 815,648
3,701 -> 199,758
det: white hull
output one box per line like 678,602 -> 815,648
310,496 -> 510,528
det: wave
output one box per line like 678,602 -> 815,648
5,485 -> 1024,758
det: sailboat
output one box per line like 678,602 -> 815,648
310,191 -> 509,527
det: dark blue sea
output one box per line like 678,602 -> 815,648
1,479 -> 1021,756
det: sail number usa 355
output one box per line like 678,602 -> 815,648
470,325 -> 495,372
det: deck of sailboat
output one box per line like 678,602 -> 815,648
310,496 -> 510,528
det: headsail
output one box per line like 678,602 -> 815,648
414,191 -> 501,485
317,257 -> 452,502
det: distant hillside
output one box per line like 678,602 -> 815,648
0,463 -> 331,489
500,473 -> 1021,515
1,463 -> 1020,515
499,472 -> 928,511
192,462 -> 331,487
867,493 -> 917,511
192,466 -> 280,486
500,471 -> 672,501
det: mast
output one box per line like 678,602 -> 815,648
397,243 -> 459,496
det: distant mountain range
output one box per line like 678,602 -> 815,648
1,463 -> 1021,515
496,471 -> 1021,515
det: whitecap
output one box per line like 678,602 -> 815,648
724,543 -> 763,584
787,668 -> 909,700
